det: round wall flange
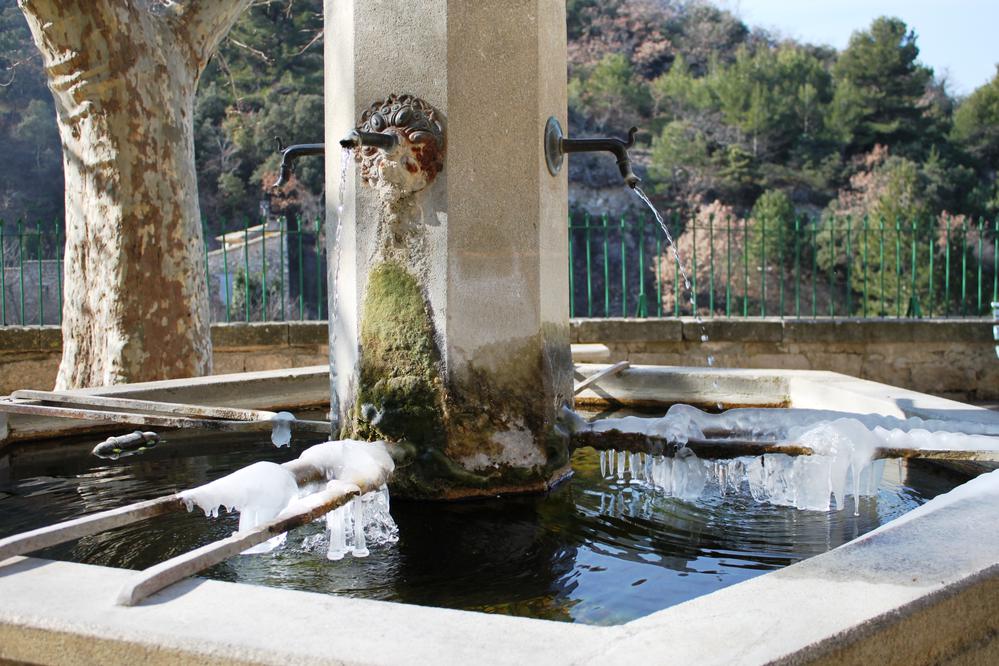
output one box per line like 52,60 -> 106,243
545,116 -> 564,177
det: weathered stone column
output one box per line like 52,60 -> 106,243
325,1 -> 571,499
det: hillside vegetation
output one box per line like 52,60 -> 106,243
2,0 -> 997,234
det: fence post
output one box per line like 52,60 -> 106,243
943,215 -> 951,317
202,218 -> 211,323
584,212 -> 592,317
726,213 -> 732,317
928,231 -> 935,318
760,214 -> 766,317
243,218 -> 251,322
637,214 -> 647,318
17,219 -> 25,325
691,214 -> 697,318
297,216 -> 305,320
602,213 -> 610,316
708,212 -> 715,317
279,217 -> 287,322
862,215 -> 868,318
879,217 -> 885,317
742,216 -> 749,317
811,216 -> 817,319
36,220 -> 43,326
960,216 -> 969,317
977,217 -> 984,314
828,218 -> 835,317
654,218 -> 662,317
567,213 -> 575,318
261,215 -> 268,320
0,219 -> 5,325
620,214 -> 627,317
221,220 -> 232,323
993,216 -> 998,308
909,218 -> 918,317
777,213 -> 784,318
794,216 -> 800,318
845,216 -> 852,317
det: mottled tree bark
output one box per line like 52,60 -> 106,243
18,1 -> 251,388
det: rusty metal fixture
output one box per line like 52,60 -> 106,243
272,140 -> 324,189
338,130 -> 399,151
349,93 -> 445,188
544,116 -> 640,188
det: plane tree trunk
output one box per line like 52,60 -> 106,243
18,0 -> 251,388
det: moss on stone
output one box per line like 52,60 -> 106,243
348,261 -> 446,451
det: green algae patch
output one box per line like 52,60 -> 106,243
348,261 -> 446,451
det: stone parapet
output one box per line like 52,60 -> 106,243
572,317 -> 998,402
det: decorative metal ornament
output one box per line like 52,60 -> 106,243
354,94 -> 446,187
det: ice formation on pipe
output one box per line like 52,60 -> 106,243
180,461 -> 300,552
298,440 -> 398,559
269,411 -> 296,447
580,404 -> 998,513
180,440 -> 398,558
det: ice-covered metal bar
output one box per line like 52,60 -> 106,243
116,482 -> 364,606
0,495 -> 184,562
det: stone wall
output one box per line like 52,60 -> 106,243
1,318 -> 995,401
0,322 -> 328,395
572,318 -> 999,402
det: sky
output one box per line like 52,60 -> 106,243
716,0 -> 999,96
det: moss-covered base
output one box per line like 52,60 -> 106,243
343,261 -> 572,500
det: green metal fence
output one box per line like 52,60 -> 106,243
0,217 -> 327,326
2,212 -> 996,327
568,212 -> 999,319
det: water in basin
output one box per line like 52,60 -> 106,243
0,423 -> 967,625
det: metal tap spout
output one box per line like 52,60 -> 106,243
273,141 -> 324,189
544,118 -> 641,188
339,129 -> 399,151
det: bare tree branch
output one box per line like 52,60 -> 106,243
226,36 -> 271,63
291,29 -> 323,57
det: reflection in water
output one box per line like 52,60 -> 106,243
0,432 -> 967,625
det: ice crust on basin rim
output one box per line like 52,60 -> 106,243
581,404 -> 999,512
180,441 -> 398,557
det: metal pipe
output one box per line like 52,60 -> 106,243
273,142 -> 324,189
561,128 -> 640,188
544,117 -> 641,188
338,129 -> 399,151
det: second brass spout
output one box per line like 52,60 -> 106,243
561,127 -> 641,189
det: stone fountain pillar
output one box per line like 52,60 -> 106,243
325,1 -> 572,499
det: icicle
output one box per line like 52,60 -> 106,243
599,450 -> 607,478
351,497 -> 369,557
629,452 -> 642,482
617,450 -> 626,481
326,505 -> 349,561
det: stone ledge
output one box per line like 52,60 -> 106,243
573,318 -> 682,343
210,323 -> 289,349
682,317 -> 782,342
0,326 -> 61,352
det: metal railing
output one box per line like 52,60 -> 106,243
569,213 -> 998,319
0,217 -> 327,327
2,212 -> 997,327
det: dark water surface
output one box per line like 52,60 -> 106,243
0,428 -> 967,625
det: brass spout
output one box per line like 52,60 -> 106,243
273,142 -> 324,189
544,117 -> 641,189
339,129 -> 399,151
